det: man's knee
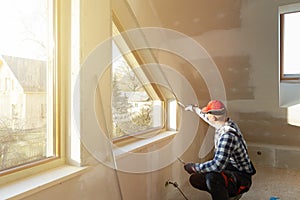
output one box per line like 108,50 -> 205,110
189,173 -> 207,190
205,172 -> 226,191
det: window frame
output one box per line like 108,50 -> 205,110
111,13 -> 178,144
111,21 -> 165,141
279,3 -> 300,81
0,0 -> 65,184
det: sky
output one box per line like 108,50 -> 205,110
0,0 -> 50,60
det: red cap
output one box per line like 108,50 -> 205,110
202,100 -> 226,115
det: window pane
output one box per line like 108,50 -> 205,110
0,0 -> 54,171
283,12 -> 300,75
112,42 -> 163,139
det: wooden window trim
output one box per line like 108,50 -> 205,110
280,11 -> 300,81
0,0 -> 66,183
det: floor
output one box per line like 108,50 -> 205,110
242,166 -> 300,200
169,166 -> 300,200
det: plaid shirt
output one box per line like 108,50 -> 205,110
193,109 -> 254,174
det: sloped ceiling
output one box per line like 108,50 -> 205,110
129,0 -> 242,36
113,0 -> 254,101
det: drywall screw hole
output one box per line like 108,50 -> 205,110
257,151 -> 262,155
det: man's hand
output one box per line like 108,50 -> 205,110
184,163 -> 196,174
184,104 -> 195,112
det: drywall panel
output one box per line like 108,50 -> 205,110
248,145 -> 276,168
248,144 -> 300,169
21,164 -> 122,200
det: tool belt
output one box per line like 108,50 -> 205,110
221,169 -> 252,196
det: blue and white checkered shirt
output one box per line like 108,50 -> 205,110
193,109 -> 254,174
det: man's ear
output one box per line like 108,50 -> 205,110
212,116 -> 218,122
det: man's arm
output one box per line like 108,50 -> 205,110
185,105 -> 214,127
184,133 -> 236,173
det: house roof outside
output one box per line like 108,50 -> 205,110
2,55 -> 47,92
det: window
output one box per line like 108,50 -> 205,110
279,4 -> 300,128
110,20 -> 179,142
111,52 -> 164,138
111,23 -> 164,140
280,4 -> 300,81
0,0 -> 57,174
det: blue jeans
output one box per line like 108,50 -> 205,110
189,171 -> 252,200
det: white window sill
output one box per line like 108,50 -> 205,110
0,165 -> 88,200
114,131 -> 177,158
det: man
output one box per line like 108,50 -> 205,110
184,100 -> 256,200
